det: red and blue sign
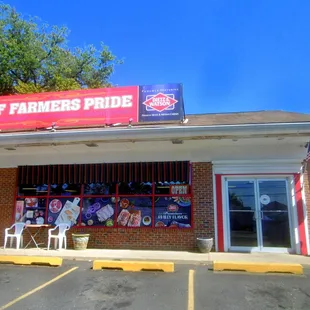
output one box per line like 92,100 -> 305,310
0,83 -> 184,131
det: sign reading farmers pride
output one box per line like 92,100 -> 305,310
138,83 -> 184,122
0,83 -> 184,130
0,86 -> 139,130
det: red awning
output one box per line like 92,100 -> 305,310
17,161 -> 190,184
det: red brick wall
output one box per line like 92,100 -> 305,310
0,163 -> 215,251
0,168 -> 17,245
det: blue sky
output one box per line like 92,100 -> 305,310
6,0 -> 310,114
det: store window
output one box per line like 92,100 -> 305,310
18,184 -> 48,197
15,162 -> 192,228
50,183 -> 81,196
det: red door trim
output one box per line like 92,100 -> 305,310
294,173 -> 308,255
215,174 -> 224,251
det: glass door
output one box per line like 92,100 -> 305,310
227,180 -> 259,250
226,178 -> 293,252
257,180 -> 292,250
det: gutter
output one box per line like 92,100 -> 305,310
0,122 -> 310,146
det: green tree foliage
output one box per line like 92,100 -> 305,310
0,3 -> 122,95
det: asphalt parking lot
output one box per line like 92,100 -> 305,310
0,261 -> 310,310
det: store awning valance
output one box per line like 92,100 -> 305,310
17,161 -> 190,184
18,165 -> 49,185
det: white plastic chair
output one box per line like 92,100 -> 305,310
4,223 -> 25,250
47,223 -> 70,250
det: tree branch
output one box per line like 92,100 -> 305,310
9,69 -> 27,83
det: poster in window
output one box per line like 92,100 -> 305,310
81,197 -> 116,227
117,197 -> 152,227
18,198 -> 47,225
154,196 -> 191,228
48,197 -> 80,227
15,200 -> 24,222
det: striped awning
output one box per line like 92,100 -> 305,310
18,165 -> 49,185
17,161 -> 190,184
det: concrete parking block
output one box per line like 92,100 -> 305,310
93,260 -> 174,272
213,261 -> 303,275
0,255 -> 62,267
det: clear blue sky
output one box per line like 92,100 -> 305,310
6,0 -> 310,114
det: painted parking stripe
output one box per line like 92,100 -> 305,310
0,267 -> 78,310
188,269 -> 195,310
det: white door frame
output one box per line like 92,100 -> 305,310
223,176 -> 296,253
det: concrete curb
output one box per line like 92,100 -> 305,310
93,260 -> 175,272
213,261 -> 304,275
0,255 -> 63,267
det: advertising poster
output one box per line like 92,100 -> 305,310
81,197 -> 116,227
48,197 -> 80,227
15,200 -> 24,222
117,197 -> 153,227
138,83 -> 184,122
154,196 -> 191,228
22,198 -> 47,225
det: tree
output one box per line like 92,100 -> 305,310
0,4 -> 122,95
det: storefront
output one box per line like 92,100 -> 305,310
0,85 -> 309,255
15,162 -> 192,229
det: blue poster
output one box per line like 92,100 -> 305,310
138,83 -> 185,122
154,196 -> 191,228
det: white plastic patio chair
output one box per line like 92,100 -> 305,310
47,223 -> 70,250
4,222 -> 25,250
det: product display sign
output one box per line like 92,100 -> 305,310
117,197 -> 153,227
81,197 -> 116,227
0,83 -> 184,130
15,200 -> 24,222
154,196 -> 191,228
17,198 -> 47,225
47,197 -> 80,227
138,83 -> 184,122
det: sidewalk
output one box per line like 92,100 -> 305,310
1,248 -> 310,266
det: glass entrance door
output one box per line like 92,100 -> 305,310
227,180 -> 259,250
258,180 -> 291,250
226,178 -> 292,252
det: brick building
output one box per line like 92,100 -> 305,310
0,109 -> 310,255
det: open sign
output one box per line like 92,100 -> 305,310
170,185 -> 189,195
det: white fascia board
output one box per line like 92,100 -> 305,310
0,122 -> 310,147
